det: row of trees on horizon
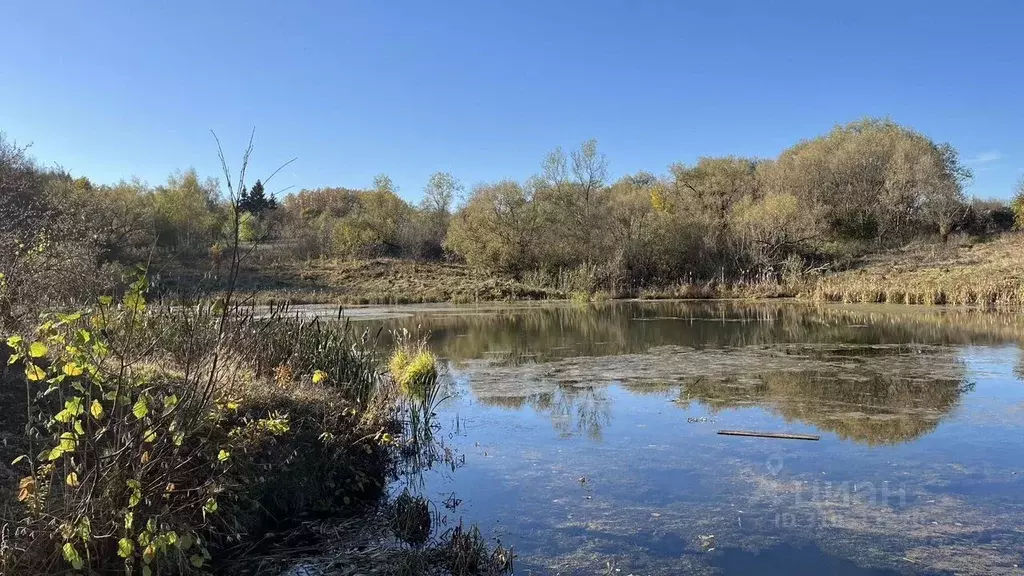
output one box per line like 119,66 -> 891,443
3,118 -> 1024,314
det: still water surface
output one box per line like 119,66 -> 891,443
346,301 -> 1024,575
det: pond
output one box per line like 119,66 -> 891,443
343,300 -> 1024,575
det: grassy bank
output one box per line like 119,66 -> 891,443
161,233 -> 1024,310
163,257 -> 563,305
812,233 -> 1024,306
0,281 -> 510,575
164,252 -> 797,306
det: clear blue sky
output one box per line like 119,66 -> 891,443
2,0 -> 1022,201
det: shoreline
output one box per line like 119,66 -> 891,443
244,296 -> 1023,324
168,232 -> 1024,313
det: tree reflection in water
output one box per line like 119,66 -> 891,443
373,301 -> 1024,364
364,301 -> 1019,446
480,385 -> 611,440
675,370 -> 974,446
468,344 -> 974,446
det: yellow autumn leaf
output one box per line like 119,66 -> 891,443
90,399 -> 105,421
312,370 -> 327,384
62,362 -> 84,377
117,538 -> 134,558
66,472 -> 80,487
58,432 -> 77,452
24,363 -> 45,381
163,394 -> 179,410
62,543 -> 84,570
28,341 -> 48,358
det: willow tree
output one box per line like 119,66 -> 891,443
332,188 -> 410,257
533,140 -> 609,266
152,169 -> 225,254
731,190 -> 820,274
663,156 -> 765,278
445,180 -> 540,275
604,172 -> 664,283
772,118 -> 969,245
419,171 -> 463,257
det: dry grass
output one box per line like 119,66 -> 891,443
163,257 -> 562,305
639,281 -> 797,300
161,233 -> 1024,309
812,233 -> 1024,307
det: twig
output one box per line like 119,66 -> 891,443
717,429 -> 820,441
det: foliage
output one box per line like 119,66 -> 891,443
772,118 -> 970,244
331,189 -> 411,257
0,132 -> 49,240
79,179 -> 155,263
0,116 -> 1011,315
444,120 -> 979,289
0,133 -> 520,576
570,290 -> 592,306
415,171 -> 463,258
0,277 -> 402,574
531,139 -> 610,266
152,169 -> 225,255
237,179 -> 277,216
963,197 -> 1015,236
0,135 -> 114,325
1012,176 -> 1024,230
445,180 -> 541,275
4,281 -> 224,574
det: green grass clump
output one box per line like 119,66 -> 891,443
389,345 -> 439,400
389,348 -> 411,382
404,351 -> 439,386
570,290 -> 592,305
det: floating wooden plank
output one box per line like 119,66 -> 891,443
717,429 -> 820,441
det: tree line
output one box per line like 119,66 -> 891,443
447,118 -> 1018,288
3,118 -> 1023,317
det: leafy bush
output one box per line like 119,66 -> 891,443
1,279 -> 398,575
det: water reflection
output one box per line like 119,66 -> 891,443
463,342 -> 973,446
370,301 -> 1024,363
341,301 -> 1024,575
475,367 -> 973,446
676,371 -> 974,446
479,385 -> 612,440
